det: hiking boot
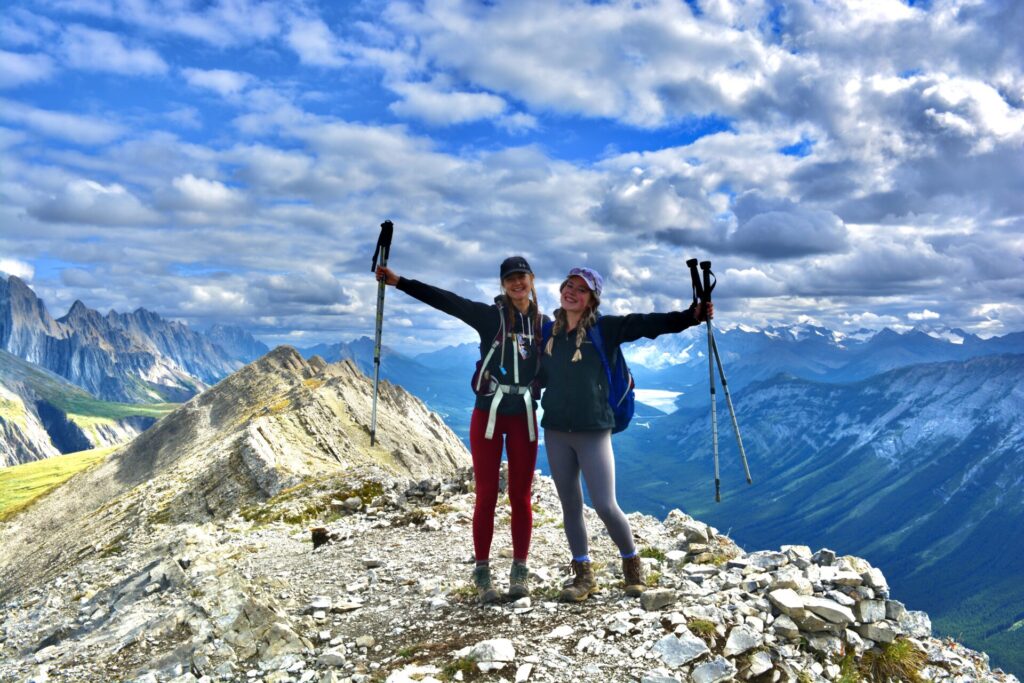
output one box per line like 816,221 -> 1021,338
559,560 -> 596,603
622,555 -> 646,597
473,565 -> 500,604
508,562 -> 530,599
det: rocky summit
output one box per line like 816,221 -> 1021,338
0,467 -> 1017,683
0,347 -> 1017,683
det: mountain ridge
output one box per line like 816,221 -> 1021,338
1,275 -> 267,404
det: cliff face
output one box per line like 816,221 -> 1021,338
0,350 -> 160,467
0,275 -> 266,403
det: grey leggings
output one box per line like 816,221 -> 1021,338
544,428 -> 636,559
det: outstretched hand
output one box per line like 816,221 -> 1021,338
375,266 -> 399,286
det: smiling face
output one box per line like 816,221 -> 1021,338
560,275 -> 593,315
502,271 -> 533,306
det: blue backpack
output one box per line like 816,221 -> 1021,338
542,319 -> 636,433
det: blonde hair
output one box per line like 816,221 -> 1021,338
545,279 -> 601,361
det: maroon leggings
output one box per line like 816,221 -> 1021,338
468,408 -> 538,563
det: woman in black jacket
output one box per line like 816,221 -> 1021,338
376,256 -> 548,603
541,266 -> 710,602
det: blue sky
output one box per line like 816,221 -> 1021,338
1,0 -> 1022,352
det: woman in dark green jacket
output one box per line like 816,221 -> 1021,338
541,266 -> 710,602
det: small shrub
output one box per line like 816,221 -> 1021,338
688,619 -> 717,645
639,546 -> 667,562
837,651 -> 863,683
645,571 -> 662,587
860,638 -> 926,683
442,656 -> 477,680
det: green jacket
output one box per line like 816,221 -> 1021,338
540,309 -> 699,432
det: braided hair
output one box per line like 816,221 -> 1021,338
545,279 -> 600,361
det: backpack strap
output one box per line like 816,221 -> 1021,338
586,321 -> 614,395
474,308 -> 505,393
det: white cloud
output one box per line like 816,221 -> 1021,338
0,98 -> 123,143
0,258 -> 34,280
30,179 -> 158,226
49,0 -> 282,47
60,25 -> 168,75
389,81 -> 507,125
285,16 -> 347,67
182,68 -> 253,97
908,309 -> 941,321
170,174 -> 245,212
0,50 -> 55,88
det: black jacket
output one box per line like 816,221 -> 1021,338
540,309 -> 700,432
397,277 -> 549,415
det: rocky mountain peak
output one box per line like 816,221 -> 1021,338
62,299 -> 93,319
0,346 -> 470,601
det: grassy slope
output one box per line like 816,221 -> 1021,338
0,446 -> 119,522
0,350 -> 177,424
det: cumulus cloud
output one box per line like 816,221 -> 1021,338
2,0 -> 1022,346
0,98 -> 123,144
0,50 -> 54,88
168,174 -> 246,212
728,191 -> 850,259
0,258 -> 34,280
389,81 -> 508,125
182,68 -> 253,97
60,25 -> 168,75
285,16 -> 347,67
29,179 -> 159,226
908,309 -> 940,321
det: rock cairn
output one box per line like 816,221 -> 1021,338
0,467 -> 1017,683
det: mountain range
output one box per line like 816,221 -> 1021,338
612,352 -> 1024,674
1,275 -> 270,462
0,275 -> 268,404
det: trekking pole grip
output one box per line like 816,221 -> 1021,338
700,261 -> 714,303
371,220 -> 394,272
687,258 -> 704,303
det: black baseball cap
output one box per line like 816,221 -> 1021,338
500,255 -> 533,279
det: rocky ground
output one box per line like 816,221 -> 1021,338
1,465 -> 1018,683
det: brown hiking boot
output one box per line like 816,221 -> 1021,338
473,564 -> 500,604
508,562 -> 530,599
622,555 -> 646,597
559,560 -> 596,603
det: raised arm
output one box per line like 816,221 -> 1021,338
376,266 -> 493,330
603,302 -> 712,345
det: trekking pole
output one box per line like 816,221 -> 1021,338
687,259 -> 721,501
700,261 -> 752,488
369,220 -> 394,447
